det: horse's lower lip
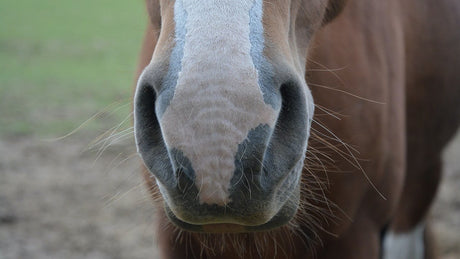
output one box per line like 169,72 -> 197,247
164,204 -> 262,233
201,223 -> 246,233
165,209 -> 295,233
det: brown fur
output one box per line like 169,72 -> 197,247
135,0 -> 460,258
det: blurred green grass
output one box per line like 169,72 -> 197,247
0,0 -> 146,137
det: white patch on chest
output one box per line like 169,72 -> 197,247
382,222 -> 425,259
160,0 -> 277,205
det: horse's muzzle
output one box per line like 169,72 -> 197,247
134,68 -> 313,232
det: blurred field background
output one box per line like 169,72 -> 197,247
0,1 -> 160,258
0,1 -> 459,259
0,0 -> 145,136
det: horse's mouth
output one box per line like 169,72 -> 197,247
163,188 -> 300,233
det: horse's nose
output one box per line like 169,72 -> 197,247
134,61 -> 314,229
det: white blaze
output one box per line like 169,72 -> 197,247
160,0 -> 277,205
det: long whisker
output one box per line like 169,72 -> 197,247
314,103 -> 347,120
312,119 -> 387,200
309,82 -> 386,104
43,101 -> 125,141
306,57 -> 348,86
88,126 -> 134,150
91,112 -> 134,165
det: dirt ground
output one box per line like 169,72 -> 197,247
0,132 -> 459,259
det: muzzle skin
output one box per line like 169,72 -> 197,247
134,0 -> 315,231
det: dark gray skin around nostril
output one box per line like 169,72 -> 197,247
172,149 -> 196,196
175,168 -> 192,194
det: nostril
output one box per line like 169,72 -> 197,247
278,81 -> 305,128
134,83 -> 158,152
134,82 -> 175,186
262,80 -> 311,184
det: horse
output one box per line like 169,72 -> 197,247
133,0 -> 460,258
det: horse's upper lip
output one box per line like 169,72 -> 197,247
163,181 -> 300,233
